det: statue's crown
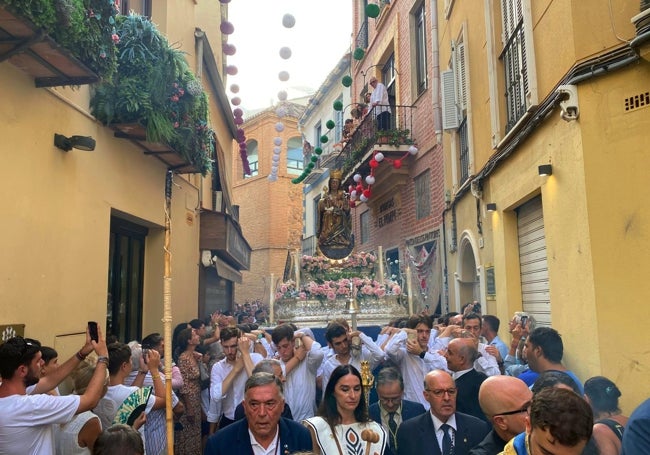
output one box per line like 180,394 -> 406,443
330,169 -> 343,180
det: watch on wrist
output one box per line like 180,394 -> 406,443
419,351 -> 426,359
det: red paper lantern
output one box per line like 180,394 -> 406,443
349,200 -> 356,208
356,184 -> 363,193
362,189 -> 372,198
393,159 -> 402,169
369,159 -> 379,168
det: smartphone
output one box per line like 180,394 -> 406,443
142,348 -> 149,363
520,315 -> 528,327
88,321 -> 99,343
407,331 -> 417,342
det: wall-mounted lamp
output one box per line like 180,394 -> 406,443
538,164 -> 553,176
54,134 -> 96,152
486,203 -> 497,212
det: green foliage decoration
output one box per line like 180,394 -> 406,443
90,14 -> 213,175
0,0 -> 118,81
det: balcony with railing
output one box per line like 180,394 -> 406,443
501,20 -> 528,132
458,116 -> 470,185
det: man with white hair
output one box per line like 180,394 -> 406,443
369,75 -> 391,131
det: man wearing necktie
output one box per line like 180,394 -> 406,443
396,370 -> 490,455
369,367 -> 426,455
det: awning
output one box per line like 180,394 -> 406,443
214,256 -> 242,284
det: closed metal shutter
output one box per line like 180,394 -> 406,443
517,196 -> 550,326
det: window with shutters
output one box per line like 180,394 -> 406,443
413,3 -> 427,95
360,210 -> 371,244
500,0 -> 538,132
287,137 -> 303,174
441,29 -> 472,188
245,140 -> 259,178
415,170 -> 431,220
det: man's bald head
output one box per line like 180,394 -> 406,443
479,375 -> 533,440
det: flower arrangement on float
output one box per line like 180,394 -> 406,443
275,276 -> 402,302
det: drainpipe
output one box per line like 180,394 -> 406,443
195,30 -> 206,210
431,0 -> 442,144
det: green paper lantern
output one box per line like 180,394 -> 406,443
307,162 -> 315,169
366,4 -> 380,18
291,178 -> 299,184
311,155 -> 319,163
353,47 -> 365,61
320,135 -> 329,144
314,147 -> 323,155
333,100 -> 343,111
326,120 -> 336,130
341,75 -> 352,87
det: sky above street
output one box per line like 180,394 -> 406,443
226,0 -> 353,111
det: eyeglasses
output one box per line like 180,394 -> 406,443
425,388 -> 457,397
494,402 -> 531,417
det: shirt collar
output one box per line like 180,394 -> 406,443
248,425 -> 280,452
430,412 -> 457,432
452,367 -> 473,380
379,401 -> 403,420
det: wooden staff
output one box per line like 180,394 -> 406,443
163,170 -> 174,455
361,429 -> 380,455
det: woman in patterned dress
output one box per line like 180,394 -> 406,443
304,364 -> 386,455
174,327 -> 202,454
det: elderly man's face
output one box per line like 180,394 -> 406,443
424,371 -> 457,422
243,383 -> 285,441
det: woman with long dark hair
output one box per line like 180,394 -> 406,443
303,364 -> 386,455
174,327 -> 202,454
584,376 -> 628,455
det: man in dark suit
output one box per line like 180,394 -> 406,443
204,372 -> 312,455
368,367 -> 426,454
445,337 -> 488,422
396,369 -> 490,455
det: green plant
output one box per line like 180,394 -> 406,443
0,0 -> 118,81
90,14 -> 213,175
376,128 -> 413,147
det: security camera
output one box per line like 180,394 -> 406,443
201,250 -> 213,267
556,84 -> 579,121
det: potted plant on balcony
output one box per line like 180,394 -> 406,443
375,128 -> 413,147
0,0 -> 118,81
90,14 -> 214,174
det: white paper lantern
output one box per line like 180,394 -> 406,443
277,90 -> 288,101
374,152 -> 384,162
408,145 -> 419,155
225,65 -> 238,76
274,137 -> 283,146
350,190 -> 358,198
230,84 -> 239,93
231,96 -> 241,106
272,155 -> 281,163
282,14 -> 296,28
276,106 -> 287,117
272,147 -> 281,155
359,194 -> 368,202
275,122 -> 285,132
279,47 -> 292,59
268,174 -> 278,182
278,71 -> 290,82
353,174 -> 362,183
365,175 -> 375,185
271,165 -> 279,173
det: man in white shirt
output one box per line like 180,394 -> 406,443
384,315 -> 447,410
0,326 -> 109,455
208,327 -> 263,432
271,324 -> 323,422
369,76 -> 391,131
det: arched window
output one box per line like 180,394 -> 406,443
287,137 -> 303,175
245,140 -> 258,178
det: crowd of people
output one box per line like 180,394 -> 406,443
1,301 -> 648,455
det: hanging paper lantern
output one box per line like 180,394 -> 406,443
320,135 -> 329,144
314,147 -> 323,155
223,43 -> 236,56
231,96 -> 241,106
310,155 -> 318,163
366,3 -> 380,18
271,165 -> 279,172
408,145 -> 418,155
360,194 -> 368,202
362,189 -> 372,199
233,108 -> 243,118
349,200 -> 357,208
356,184 -> 363,194
353,174 -> 362,182
279,47 -> 292,59
226,65 -> 238,76
393,159 -> 402,169
234,117 -> 244,125
274,137 -> 282,146
275,122 -> 285,132
333,100 -> 343,111
353,47 -> 365,60
220,21 -> 234,35
307,162 -> 315,169
276,106 -> 287,117
282,13 -> 296,28
268,175 -> 278,182
273,146 -> 281,154
278,90 -> 288,101
369,158 -> 379,168
350,190 -> 358,198
341,75 -> 353,87
348,185 -> 354,192
365,175 -> 375,185
374,152 -> 384,162
278,71 -> 290,81
291,178 -> 299,184
326,120 -> 336,130
237,128 -> 245,140
272,155 -> 281,163
230,84 -> 240,94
